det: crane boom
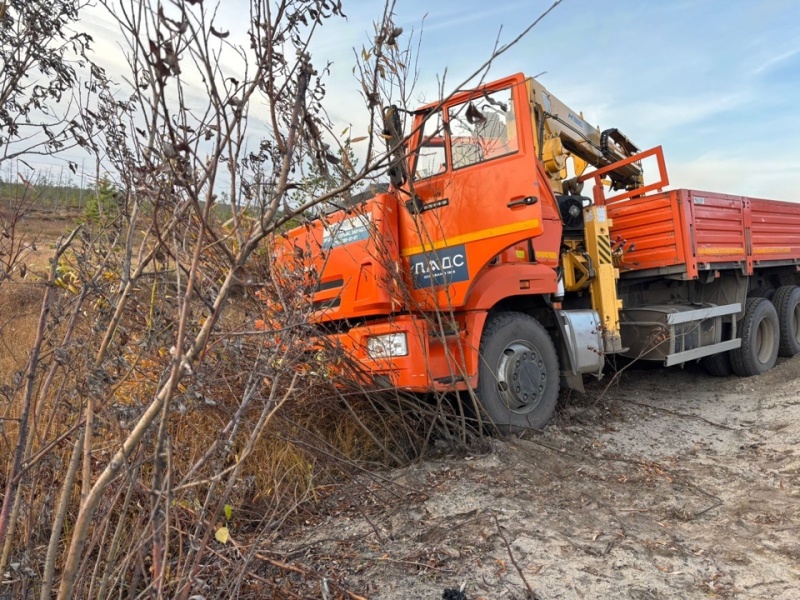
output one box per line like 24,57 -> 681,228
527,78 -> 643,194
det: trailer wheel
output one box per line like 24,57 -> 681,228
771,285 -> 800,357
478,312 -> 559,432
701,352 -> 732,377
730,297 -> 779,376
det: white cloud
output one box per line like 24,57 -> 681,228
15,0 -> 800,204
750,46 -> 800,76
669,154 -> 800,201
600,92 -> 751,139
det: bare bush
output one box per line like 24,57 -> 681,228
0,0 -> 565,596
0,0 -> 440,597
0,0 -> 98,168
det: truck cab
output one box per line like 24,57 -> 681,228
270,73 -> 800,431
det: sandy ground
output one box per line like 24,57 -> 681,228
272,358 -> 800,599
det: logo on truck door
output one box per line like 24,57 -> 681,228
410,244 -> 469,289
322,214 -> 372,249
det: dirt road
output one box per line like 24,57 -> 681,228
275,358 -> 800,599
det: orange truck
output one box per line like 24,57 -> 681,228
274,72 -> 800,431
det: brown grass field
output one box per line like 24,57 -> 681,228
0,199 -> 77,383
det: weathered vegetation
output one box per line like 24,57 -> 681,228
0,0 -> 469,596
6,0 -> 795,599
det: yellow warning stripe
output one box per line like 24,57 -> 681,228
537,250 -> 558,260
598,237 -> 612,264
697,247 -> 744,255
753,247 -> 792,254
400,219 -> 540,257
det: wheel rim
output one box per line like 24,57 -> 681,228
495,340 -> 547,414
755,315 -> 776,364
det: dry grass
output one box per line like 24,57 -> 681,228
0,197 -> 453,598
0,199 -> 77,384
1,195 -> 80,269
0,282 -> 44,383
14,209 -> 79,239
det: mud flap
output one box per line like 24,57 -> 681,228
554,309 -> 605,392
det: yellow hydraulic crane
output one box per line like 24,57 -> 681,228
526,77 -> 644,352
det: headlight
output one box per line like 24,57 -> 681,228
366,333 -> 408,359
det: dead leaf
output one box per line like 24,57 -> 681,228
211,26 -> 230,39
215,525 -> 230,544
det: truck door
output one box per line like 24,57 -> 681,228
399,73 -> 547,309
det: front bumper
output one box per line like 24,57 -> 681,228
330,314 -> 433,392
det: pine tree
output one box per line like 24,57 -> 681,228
84,177 -> 117,224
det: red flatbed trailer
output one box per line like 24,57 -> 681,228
609,189 -> 800,280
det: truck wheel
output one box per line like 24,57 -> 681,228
730,297 -> 779,376
748,287 -> 775,300
477,312 -> 559,432
701,352 -> 732,377
771,285 -> 800,357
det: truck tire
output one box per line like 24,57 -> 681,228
701,352 -> 732,377
771,285 -> 800,357
477,312 -> 559,432
730,297 -> 779,377
748,287 -> 775,300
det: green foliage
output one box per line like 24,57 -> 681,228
83,177 -> 117,224
0,181 -> 85,209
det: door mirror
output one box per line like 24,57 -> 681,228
382,105 -> 408,188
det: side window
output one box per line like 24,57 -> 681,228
413,110 -> 447,180
447,88 -> 518,170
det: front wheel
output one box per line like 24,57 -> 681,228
477,312 -> 560,432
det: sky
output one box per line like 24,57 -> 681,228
21,0 -> 800,201
324,0 -> 800,200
